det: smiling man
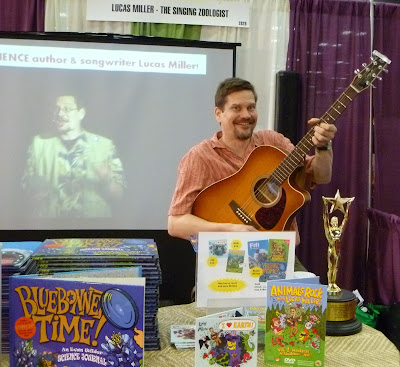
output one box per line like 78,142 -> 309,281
168,77 -> 337,270
22,94 -> 125,218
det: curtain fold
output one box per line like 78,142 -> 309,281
0,0 -> 45,31
366,208 -> 400,305
201,0 -> 290,131
372,2 -> 400,217
286,0 -> 372,294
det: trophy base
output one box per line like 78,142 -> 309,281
326,289 -> 362,336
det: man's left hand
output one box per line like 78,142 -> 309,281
308,118 -> 337,148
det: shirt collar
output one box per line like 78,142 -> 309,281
210,131 -> 257,149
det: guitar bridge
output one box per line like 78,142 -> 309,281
229,201 -> 260,230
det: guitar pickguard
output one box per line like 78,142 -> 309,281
254,188 -> 287,230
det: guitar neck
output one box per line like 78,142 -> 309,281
270,84 -> 360,186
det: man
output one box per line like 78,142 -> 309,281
22,94 -> 125,218
168,78 -> 337,268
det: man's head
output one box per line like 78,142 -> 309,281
214,78 -> 258,141
53,95 -> 85,139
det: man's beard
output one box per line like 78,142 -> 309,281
233,118 -> 256,140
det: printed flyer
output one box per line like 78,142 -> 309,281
196,232 -> 295,308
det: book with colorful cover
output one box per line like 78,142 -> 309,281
9,269 -> 145,367
264,277 -> 327,366
32,238 -> 157,260
196,232 -> 295,308
195,310 -> 258,367
1,241 -> 42,273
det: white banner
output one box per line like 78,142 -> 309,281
86,0 -> 250,28
0,44 -> 207,74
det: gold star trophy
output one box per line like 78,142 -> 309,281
322,190 -> 361,336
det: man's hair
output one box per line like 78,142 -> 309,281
57,94 -> 85,109
215,77 -> 258,110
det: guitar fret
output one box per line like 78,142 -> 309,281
343,92 -> 353,101
332,106 -> 340,114
338,100 -> 346,107
326,112 -> 335,120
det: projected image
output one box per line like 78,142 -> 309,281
0,35 -> 234,230
21,94 -> 126,218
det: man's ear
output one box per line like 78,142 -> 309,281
214,106 -> 222,125
78,107 -> 86,119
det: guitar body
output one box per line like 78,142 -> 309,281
192,145 -> 311,231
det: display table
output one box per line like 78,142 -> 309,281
2,302 -> 399,366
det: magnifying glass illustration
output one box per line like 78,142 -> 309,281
101,287 -> 139,329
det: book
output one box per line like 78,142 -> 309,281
1,241 -> 42,354
27,238 -> 162,350
32,238 -> 157,260
196,232 -> 296,308
195,309 -> 258,367
264,277 -> 328,366
9,268 -> 145,367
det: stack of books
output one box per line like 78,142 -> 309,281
170,325 -> 196,350
26,238 -> 162,350
1,241 -> 41,354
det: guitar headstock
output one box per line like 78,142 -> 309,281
351,50 -> 391,93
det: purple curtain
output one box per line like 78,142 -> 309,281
0,0 -> 45,31
366,208 -> 400,305
373,3 -> 400,216
286,0 -> 372,293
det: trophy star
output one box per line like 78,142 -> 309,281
324,189 -> 355,214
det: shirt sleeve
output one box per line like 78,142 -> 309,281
168,149 -> 211,216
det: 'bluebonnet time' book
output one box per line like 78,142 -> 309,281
9,269 -> 145,367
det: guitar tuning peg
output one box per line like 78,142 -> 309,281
354,69 -> 360,74
383,68 -> 389,73
371,84 -> 376,89
376,76 -> 382,81
362,63 -> 367,67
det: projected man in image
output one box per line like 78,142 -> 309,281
22,94 -> 125,218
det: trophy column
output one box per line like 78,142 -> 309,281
322,190 -> 362,336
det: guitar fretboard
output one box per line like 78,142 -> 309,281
270,85 -> 360,186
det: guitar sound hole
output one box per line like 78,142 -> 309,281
253,179 -> 280,205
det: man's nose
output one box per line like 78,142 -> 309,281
240,108 -> 251,119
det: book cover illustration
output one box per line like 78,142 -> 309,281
1,241 -> 41,272
32,238 -> 157,260
196,232 -> 295,308
209,239 -> 228,257
195,316 -> 258,367
264,278 -> 327,366
226,249 -> 245,273
1,241 -> 42,354
9,272 -> 145,367
245,306 -> 266,331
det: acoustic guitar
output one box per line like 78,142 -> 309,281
193,50 -> 391,231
